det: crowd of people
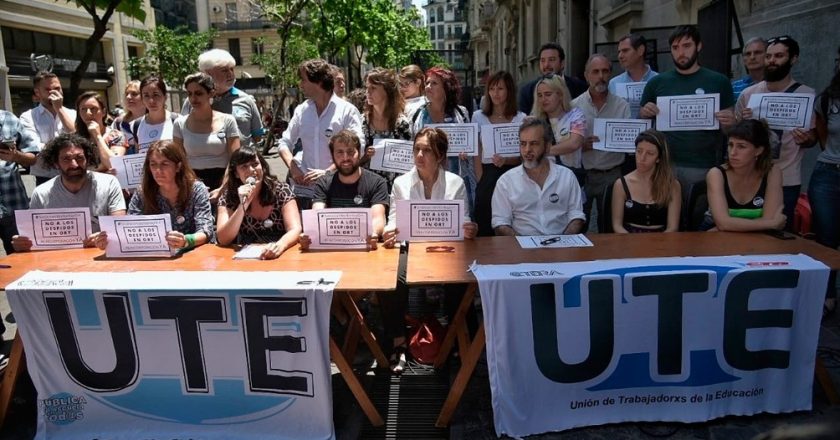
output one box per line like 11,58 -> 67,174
1,24 -> 839,372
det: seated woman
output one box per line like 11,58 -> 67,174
381,127 -> 478,374
611,130 -> 681,233
703,119 -> 785,231
127,140 -> 215,251
216,147 -> 301,259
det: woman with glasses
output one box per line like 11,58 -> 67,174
127,140 -> 214,252
611,130 -> 681,233
216,147 -> 301,260
74,91 -> 121,172
399,64 -> 426,117
361,68 -> 412,189
125,75 -> 177,155
174,72 -> 241,198
530,74 -> 586,184
472,71 -> 526,236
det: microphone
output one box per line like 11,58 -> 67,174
245,176 -> 256,186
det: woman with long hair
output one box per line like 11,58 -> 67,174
127,140 -> 214,250
361,68 -> 412,189
530,74 -> 586,182
74,91 -> 120,172
111,80 -> 145,155
216,147 -> 300,259
127,75 -> 177,155
411,66 -> 476,214
174,72 -> 241,196
472,71 -> 526,236
611,130 -> 681,233
399,64 -> 426,117
703,119 -> 785,231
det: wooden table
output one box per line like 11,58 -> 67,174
406,232 -> 840,427
0,244 -> 400,428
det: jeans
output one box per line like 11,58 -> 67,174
782,185 -> 800,233
807,161 -> 840,300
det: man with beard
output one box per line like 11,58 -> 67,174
518,43 -> 587,114
736,35 -> 816,230
731,37 -> 767,99
11,133 -> 125,252
306,129 -> 388,247
572,54 -> 631,228
640,25 -> 736,196
492,117 -> 585,236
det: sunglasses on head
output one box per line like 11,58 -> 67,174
766,36 -> 791,45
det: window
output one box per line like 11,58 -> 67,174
430,27 -> 436,40
225,3 -> 237,21
437,7 -> 443,22
437,25 -> 444,40
249,3 -> 261,20
251,38 -> 264,56
228,38 -> 241,64
454,26 -> 463,37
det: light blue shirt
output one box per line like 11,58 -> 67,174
608,66 -> 658,118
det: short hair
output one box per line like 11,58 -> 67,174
530,74 -> 572,117
74,91 -> 108,137
743,37 -> 768,53
618,34 -> 647,54
668,25 -> 702,46
141,140 -> 196,215
33,71 -> 58,88
767,35 -> 800,58
518,116 -> 553,144
328,129 -> 362,153
198,49 -> 236,72
414,127 -> 449,163
726,119 -> 774,174
41,133 -> 100,170
481,71 -> 518,118
184,72 -> 215,93
364,68 -> 405,130
539,43 -> 566,61
300,59 -> 334,92
425,67 -> 462,115
584,53 -> 612,73
140,74 -> 167,97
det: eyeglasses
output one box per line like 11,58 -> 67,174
539,236 -> 564,246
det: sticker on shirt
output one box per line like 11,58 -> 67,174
148,129 -> 159,138
753,196 -> 764,207
325,128 -> 334,138
549,193 -> 560,203
353,195 -> 364,205
695,88 -> 705,94
217,131 -> 227,139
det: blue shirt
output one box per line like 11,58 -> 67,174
731,75 -> 755,100
0,111 -> 39,218
608,66 -> 658,118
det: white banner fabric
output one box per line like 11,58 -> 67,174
472,254 -> 828,437
7,270 -> 340,440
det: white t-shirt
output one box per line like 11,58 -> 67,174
125,112 -> 177,154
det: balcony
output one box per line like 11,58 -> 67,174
211,20 -> 277,31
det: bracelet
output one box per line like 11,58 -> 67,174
184,233 -> 196,249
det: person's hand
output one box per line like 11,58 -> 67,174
791,128 -> 816,147
0,144 -> 17,163
11,235 -> 32,252
583,135 -> 599,151
740,108 -> 754,120
715,109 -> 737,127
299,233 -> 311,251
458,152 -> 468,161
463,222 -> 478,240
382,228 -> 398,249
260,241 -> 284,260
491,154 -> 505,168
84,231 -> 108,249
289,162 -> 306,185
165,231 -> 188,250
366,147 -> 375,158
771,212 -> 788,230
237,182 -> 257,209
639,102 -> 659,119
208,187 -> 221,205
87,121 -> 101,137
48,89 -> 64,111
303,168 -> 326,184
367,233 -> 379,251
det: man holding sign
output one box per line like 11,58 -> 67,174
736,35 -> 817,230
609,33 -> 658,118
12,134 -> 126,251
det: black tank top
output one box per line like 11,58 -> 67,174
717,166 -> 767,219
620,176 -> 669,228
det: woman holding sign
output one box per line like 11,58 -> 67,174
610,130 -> 681,233
74,91 -> 122,173
381,127 -> 477,373
216,147 -> 301,259
127,140 -> 214,251
530,74 -> 586,185
703,119 -> 785,231
472,71 -> 526,236
361,68 -> 412,189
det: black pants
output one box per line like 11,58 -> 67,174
0,214 -> 17,256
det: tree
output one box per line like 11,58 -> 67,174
61,0 -> 146,99
125,26 -> 217,91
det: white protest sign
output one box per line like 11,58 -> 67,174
100,214 -> 172,258
15,208 -> 92,250
370,139 -> 414,174
656,93 -> 720,131
593,119 -> 652,153
480,123 -> 521,159
302,208 -> 371,250
427,123 -> 479,156
110,153 -> 146,189
615,81 -> 647,116
395,199 -> 464,241
746,92 -> 815,130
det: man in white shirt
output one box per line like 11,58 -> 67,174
492,117 -> 585,236
19,71 -> 77,185
277,59 -> 364,208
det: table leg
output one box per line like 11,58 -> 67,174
434,284 -> 477,369
435,323 -> 485,428
329,337 -> 384,426
815,357 -> 840,404
0,333 -> 25,428
338,294 -> 389,369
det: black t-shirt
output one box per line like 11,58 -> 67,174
313,168 -> 389,209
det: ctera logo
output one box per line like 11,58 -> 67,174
42,291 -> 315,424
528,266 -> 799,390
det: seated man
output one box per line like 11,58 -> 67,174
492,117 -> 585,236
300,129 -> 388,249
13,133 -> 126,251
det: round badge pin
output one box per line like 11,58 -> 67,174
149,129 -> 159,138
217,131 -> 226,139
176,216 -> 185,224
549,193 -> 560,203
353,195 -> 364,205
263,219 -> 274,228
625,200 -> 634,209
695,88 -> 705,95
753,196 -> 765,207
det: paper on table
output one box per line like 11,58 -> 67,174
15,207 -> 92,250
615,81 -> 647,116
302,208 -> 371,250
100,214 -> 172,258
593,119 -> 652,153
655,93 -> 720,131
395,199 -> 464,242
233,244 -> 264,259
370,139 -> 414,174
746,92 -> 815,130
111,153 -> 147,189
515,234 -> 594,249
480,123 -> 521,159
426,123 -> 479,156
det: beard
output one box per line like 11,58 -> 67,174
337,162 -> 359,176
592,82 -> 608,94
764,60 -> 792,82
522,152 -> 546,169
673,50 -> 699,71
61,167 -> 86,183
